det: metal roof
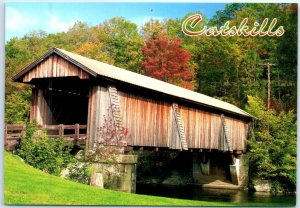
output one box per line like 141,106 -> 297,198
13,48 -> 253,118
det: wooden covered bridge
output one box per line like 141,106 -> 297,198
12,48 -> 253,189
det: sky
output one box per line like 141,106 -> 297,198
5,2 -> 226,42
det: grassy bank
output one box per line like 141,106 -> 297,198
4,152 -> 295,206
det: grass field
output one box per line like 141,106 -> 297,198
4,152 -> 296,206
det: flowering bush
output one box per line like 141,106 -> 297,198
96,105 -> 128,146
86,105 -> 130,162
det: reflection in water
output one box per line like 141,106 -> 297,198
136,183 -> 296,204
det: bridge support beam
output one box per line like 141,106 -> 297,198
192,152 -> 211,183
91,154 -> 138,193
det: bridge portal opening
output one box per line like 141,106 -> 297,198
31,77 -> 90,125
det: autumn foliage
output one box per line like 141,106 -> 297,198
141,36 -> 195,90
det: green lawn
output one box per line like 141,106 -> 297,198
4,152 -> 295,206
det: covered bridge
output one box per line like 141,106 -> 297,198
13,48 -> 253,188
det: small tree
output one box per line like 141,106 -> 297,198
96,105 -> 128,146
86,105 -> 129,162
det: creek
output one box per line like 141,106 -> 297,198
136,183 -> 296,204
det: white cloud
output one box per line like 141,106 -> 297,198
6,7 -> 37,31
47,13 -> 77,32
5,7 -> 79,41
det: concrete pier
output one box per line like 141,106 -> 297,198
193,152 -> 249,189
230,158 -> 240,185
92,154 -> 138,193
193,153 -> 210,181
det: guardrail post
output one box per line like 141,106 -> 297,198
75,123 -> 79,140
59,124 -> 64,138
22,124 -> 26,138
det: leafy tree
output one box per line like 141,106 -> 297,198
74,42 -> 114,64
245,96 -> 296,192
63,21 -> 97,50
188,3 -> 297,111
209,3 -> 246,26
274,4 -> 297,110
142,18 -> 186,40
141,35 -> 195,90
5,86 -> 31,124
99,17 -> 144,73
141,19 -> 165,39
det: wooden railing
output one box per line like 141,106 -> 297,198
40,124 -> 87,140
5,124 -> 87,149
5,124 -> 26,141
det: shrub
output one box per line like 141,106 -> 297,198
67,162 -> 92,184
17,122 -> 74,176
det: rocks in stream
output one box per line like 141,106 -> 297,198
251,178 -> 272,192
162,170 -> 187,186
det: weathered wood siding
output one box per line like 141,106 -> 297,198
23,54 -> 89,82
30,88 -> 55,125
179,106 -> 247,151
87,85 -> 249,151
180,106 -> 221,150
86,86 -> 110,149
225,117 -> 248,150
119,91 -> 171,148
